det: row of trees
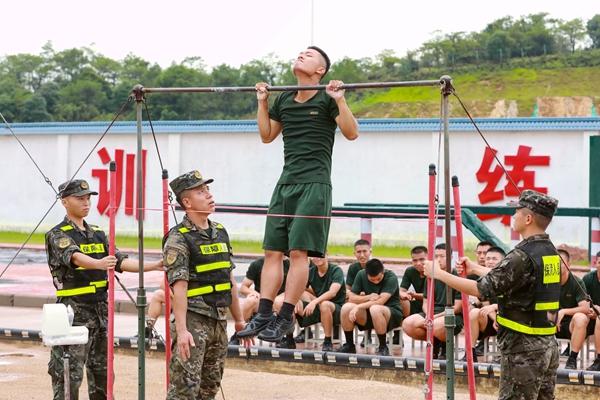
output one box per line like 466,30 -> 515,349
0,13 -> 598,122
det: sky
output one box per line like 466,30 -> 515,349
0,0 -> 592,68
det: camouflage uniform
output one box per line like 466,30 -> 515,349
477,190 -> 560,400
45,179 -> 127,400
165,171 -> 232,400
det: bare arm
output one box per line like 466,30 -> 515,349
228,272 -> 245,324
119,258 -> 163,273
238,278 -> 257,297
355,292 -> 392,310
327,80 -> 358,141
256,83 -> 282,143
424,262 -> 481,297
71,253 -> 116,270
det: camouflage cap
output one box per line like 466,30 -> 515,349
169,170 -> 214,198
58,179 -> 98,198
507,189 -> 558,218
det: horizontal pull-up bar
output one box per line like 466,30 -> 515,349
133,76 -> 452,95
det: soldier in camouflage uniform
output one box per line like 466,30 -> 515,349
164,170 -> 249,400
424,190 -> 561,400
46,179 -> 163,400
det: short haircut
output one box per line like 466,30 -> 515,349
522,207 -> 552,230
435,243 -> 446,251
307,45 -> 330,78
477,241 -> 493,248
411,245 -> 428,255
557,249 -> 570,262
596,250 -> 600,258
365,258 -> 384,276
486,246 -> 506,257
354,239 -> 370,248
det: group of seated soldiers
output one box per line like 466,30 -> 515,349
148,238 -> 600,368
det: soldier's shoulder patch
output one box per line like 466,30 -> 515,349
165,249 -> 178,266
58,237 -> 71,249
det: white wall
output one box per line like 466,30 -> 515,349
0,121 -> 597,249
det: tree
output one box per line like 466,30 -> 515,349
558,18 -> 586,53
588,15 -> 600,49
21,94 -> 52,122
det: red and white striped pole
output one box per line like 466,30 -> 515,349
162,169 -> 171,386
591,217 -> 600,266
425,164 -> 437,400
107,161 -> 117,400
360,218 -> 372,244
452,176 -> 477,400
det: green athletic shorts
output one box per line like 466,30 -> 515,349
263,183 -> 332,257
357,306 -> 404,332
297,300 -> 342,328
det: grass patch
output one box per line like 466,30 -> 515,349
350,66 -> 600,118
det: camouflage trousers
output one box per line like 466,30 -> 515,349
48,299 -> 109,400
499,340 -> 559,400
167,313 -> 228,400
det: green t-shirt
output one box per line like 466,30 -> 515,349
245,258 -> 290,294
351,269 -> 401,311
269,90 -> 340,185
423,271 -> 461,314
307,263 -> 346,306
345,262 -> 364,287
559,272 -> 588,309
400,266 -> 426,315
583,271 -> 600,306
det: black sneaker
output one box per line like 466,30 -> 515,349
561,344 -> 571,357
277,336 -> 296,349
360,331 -> 372,348
460,348 -> 478,363
236,313 -> 275,338
586,358 -> 600,371
229,333 -> 240,345
565,357 -> 578,370
294,328 -> 313,343
392,330 -> 401,345
474,340 -> 485,356
336,343 -> 357,354
258,315 -> 295,343
376,345 -> 390,356
322,341 -> 333,352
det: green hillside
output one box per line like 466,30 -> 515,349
350,66 -> 600,118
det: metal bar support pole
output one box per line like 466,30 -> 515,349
107,161 -> 117,400
162,169 -> 172,387
441,75 -> 455,400
134,87 -> 146,400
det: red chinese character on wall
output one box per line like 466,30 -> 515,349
476,145 -> 550,225
91,147 -> 147,220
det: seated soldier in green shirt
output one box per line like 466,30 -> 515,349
401,243 -> 463,359
458,246 -> 506,362
400,246 -> 428,317
281,255 -> 345,351
337,258 -> 403,356
346,239 -> 372,292
555,249 -> 593,369
239,257 -> 290,321
583,250 -> 600,371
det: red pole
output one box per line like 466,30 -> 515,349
424,164 -> 436,400
162,169 -> 171,387
107,161 -> 117,400
452,176 -> 477,400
